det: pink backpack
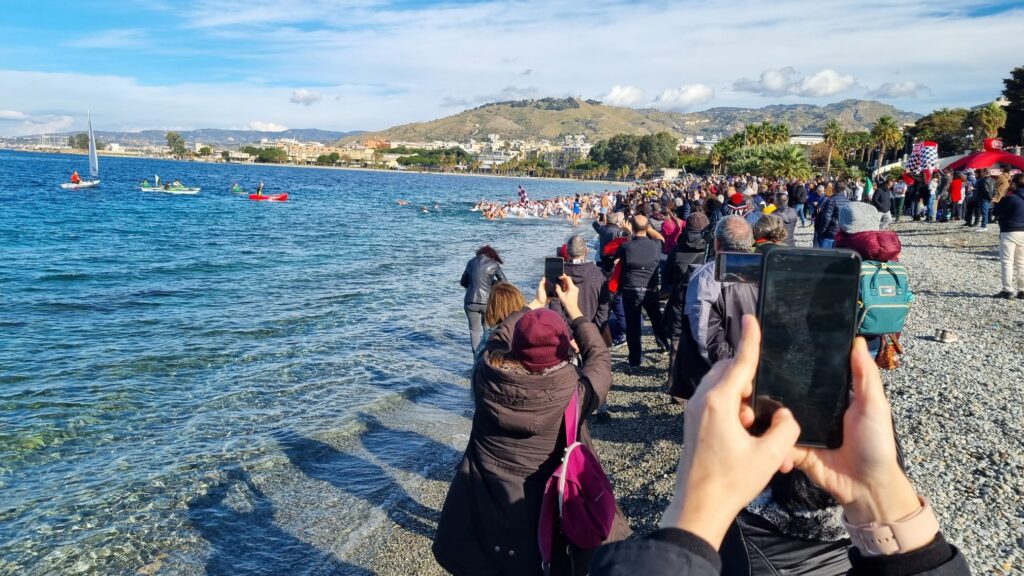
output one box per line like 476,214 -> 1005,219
537,388 -> 616,572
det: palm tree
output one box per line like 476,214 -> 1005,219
971,102 -> 1008,140
823,119 -> 844,176
871,116 -> 902,170
760,144 -> 812,179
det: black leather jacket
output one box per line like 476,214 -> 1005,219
460,255 -> 506,306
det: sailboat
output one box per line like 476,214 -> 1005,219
60,113 -> 101,190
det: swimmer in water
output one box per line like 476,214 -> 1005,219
397,199 -> 409,206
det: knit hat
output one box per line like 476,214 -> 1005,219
724,193 -> 750,216
511,308 -> 571,372
839,202 -> 881,234
685,212 -> 710,231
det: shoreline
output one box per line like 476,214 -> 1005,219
1,148 -> 627,187
342,221 -> 1021,576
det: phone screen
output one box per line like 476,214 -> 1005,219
754,249 -> 861,448
715,252 -> 762,283
544,257 -> 564,295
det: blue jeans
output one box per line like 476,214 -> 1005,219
978,200 -> 991,227
794,203 -> 806,225
609,294 -> 626,342
815,237 -> 835,248
926,196 -> 937,221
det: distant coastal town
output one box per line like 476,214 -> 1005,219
1,94 -> 1020,182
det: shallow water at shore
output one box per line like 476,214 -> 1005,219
0,150 -> 620,574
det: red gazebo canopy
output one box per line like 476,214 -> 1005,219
946,138 -> 1024,171
946,150 -> 1024,171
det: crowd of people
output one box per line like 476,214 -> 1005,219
441,168 -> 1024,575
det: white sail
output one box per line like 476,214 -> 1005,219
87,112 -> 99,178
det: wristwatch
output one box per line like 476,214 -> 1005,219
843,496 -> 941,556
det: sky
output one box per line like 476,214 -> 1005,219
1,0 -> 1022,137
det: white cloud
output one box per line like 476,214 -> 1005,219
600,85 -> 645,107
733,67 -> 856,97
289,89 -> 323,106
652,84 -> 714,111
0,108 -> 73,136
796,69 -> 857,97
248,121 -> 289,132
867,81 -> 932,98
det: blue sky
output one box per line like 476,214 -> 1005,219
1,0 -> 1022,136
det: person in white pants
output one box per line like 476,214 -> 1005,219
994,173 -> 1024,299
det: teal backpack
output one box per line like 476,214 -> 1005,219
857,261 -> 913,335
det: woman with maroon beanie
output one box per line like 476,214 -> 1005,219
434,276 -> 630,575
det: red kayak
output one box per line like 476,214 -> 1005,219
249,193 -> 288,202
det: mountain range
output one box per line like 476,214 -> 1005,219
339,98 -> 921,145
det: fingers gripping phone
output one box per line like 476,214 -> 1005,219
544,257 -> 564,296
753,249 -> 861,448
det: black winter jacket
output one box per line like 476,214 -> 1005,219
975,176 -> 995,202
663,228 -> 707,341
995,188 -> 1024,233
549,261 -> 610,328
815,194 -> 851,240
872,187 -> 893,214
591,528 -> 971,576
461,255 -> 507,306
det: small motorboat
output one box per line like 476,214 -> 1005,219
141,186 -> 201,195
249,193 -> 288,202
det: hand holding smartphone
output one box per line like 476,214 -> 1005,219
753,249 -> 861,448
544,256 -> 564,297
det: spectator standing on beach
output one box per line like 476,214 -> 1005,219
835,202 -> 902,356
460,246 -> 507,354
950,173 -> 966,221
550,235 -> 610,330
616,215 -> 668,367
433,277 -> 631,575
973,169 -> 995,232
790,180 -> 809,226
663,213 -> 710,401
772,193 -> 798,247
872,179 -> 894,229
892,178 -> 908,222
993,173 -> 1024,299
681,216 -> 753,392
814,184 -> 850,248
964,171 -> 980,227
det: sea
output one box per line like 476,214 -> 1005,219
0,150 -> 622,575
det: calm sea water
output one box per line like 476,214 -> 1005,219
0,150 -> 619,575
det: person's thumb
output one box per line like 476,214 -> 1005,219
756,408 -> 801,465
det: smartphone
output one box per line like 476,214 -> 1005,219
715,252 -> 762,283
544,256 -> 564,296
753,249 -> 861,448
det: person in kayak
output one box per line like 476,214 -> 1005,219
141,179 -> 150,187
231,183 -> 242,194
173,179 -> 182,187
70,171 -> 80,184
256,181 -> 264,196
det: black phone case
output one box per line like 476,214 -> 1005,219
752,248 -> 861,449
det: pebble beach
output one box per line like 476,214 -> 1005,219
345,221 -> 1023,576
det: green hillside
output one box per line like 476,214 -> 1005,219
340,98 -> 920,144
